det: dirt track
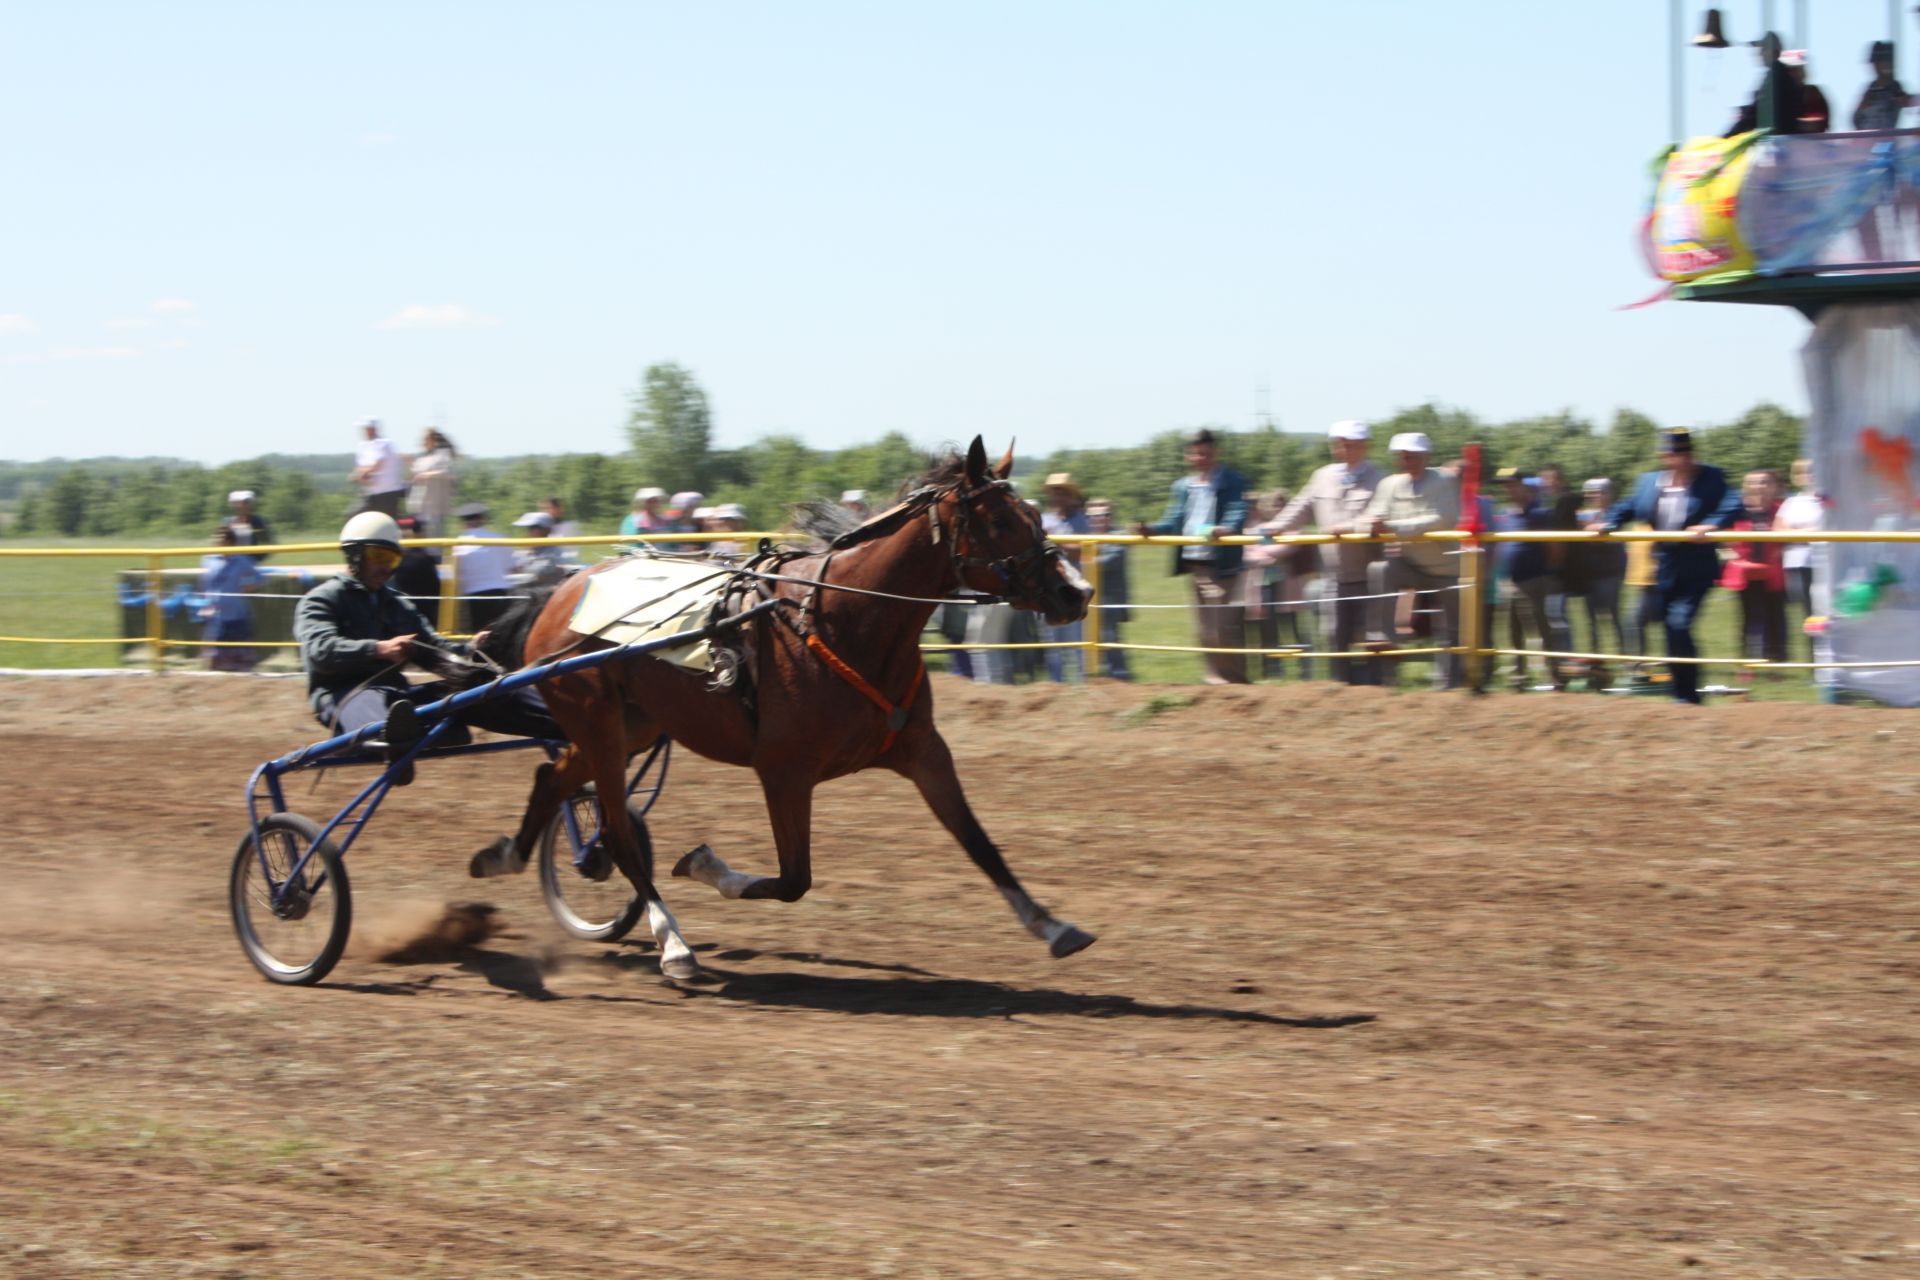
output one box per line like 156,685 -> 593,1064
1,675 -> 1917,1279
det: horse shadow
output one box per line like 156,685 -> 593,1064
676,964 -> 1374,1028
338,940 -> 1374,1027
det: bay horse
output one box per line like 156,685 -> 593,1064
471,437 -> 1094,980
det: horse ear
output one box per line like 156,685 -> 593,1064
993,440 -> 1016,481
965,436 -> 988,483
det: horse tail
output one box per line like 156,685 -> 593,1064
476,583 -> 560,671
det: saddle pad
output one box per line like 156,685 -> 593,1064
568,556 -> 736,671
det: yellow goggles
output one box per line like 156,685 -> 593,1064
358,544 -> 402,571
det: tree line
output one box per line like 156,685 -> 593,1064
0,361 -> 1808,539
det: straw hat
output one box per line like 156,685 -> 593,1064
1042,472 -> 1083,503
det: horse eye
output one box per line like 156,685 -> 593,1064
992,515 -> 1012,533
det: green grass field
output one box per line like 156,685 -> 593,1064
0,533 -> 1822,700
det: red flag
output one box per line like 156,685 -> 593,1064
1459,442 -> 1483,536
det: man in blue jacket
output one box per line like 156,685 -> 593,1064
1136,429 -> 1250,683
1595,427 -> 1743,704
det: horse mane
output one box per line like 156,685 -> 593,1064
787,451 -> 970,551
469,582 -> 562,675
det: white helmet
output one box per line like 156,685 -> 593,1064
339,511 -> 403,551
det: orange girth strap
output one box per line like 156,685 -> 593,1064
805,632 -> 926,754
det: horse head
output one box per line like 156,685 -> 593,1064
943,436 -> 1092,626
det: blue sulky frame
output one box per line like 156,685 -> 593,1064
242,597 -> 782,916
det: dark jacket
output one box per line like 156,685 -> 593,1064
1092,540 -> 1131,623
1146,467 -> 1250,576
1603,465 -> 1743,588
393,548 -> 442,607
294,573 -> 459,710
1730,66 -> 1805,136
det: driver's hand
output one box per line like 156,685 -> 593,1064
470,630 -> 491,650
375,634 -> 417,663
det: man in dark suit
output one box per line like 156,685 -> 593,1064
1136,429 -> 1250,684
1595,427 -> 1743,704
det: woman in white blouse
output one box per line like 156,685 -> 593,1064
407,428 -> 457,535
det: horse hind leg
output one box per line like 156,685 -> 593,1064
470,753 -> 591,878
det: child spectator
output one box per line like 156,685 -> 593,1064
1084,499 -> 1131,680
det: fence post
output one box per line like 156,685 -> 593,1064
1461,537 -> 1486,691
439,541 -> 460,635
145,554 -> 165,673
1079,538 -> 1103,678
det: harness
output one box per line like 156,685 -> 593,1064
742,474 -> 1059,754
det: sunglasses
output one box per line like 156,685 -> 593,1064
361,545 -> 402,571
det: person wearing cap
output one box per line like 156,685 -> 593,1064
351,418 -> 409,517
295,511 -> 563,785
223,489 -> 275,561
1362,431 -> 1464,688
199,522 -> 264,672
667,491 -> 705,552
1494,466 -> 1574,691
1263,420 -> 1386,685
620,487 -> 669,543
707,502 -> 749,557
512,510 -> 567,585
1729,32 -> 1808,135
1781,49 -> 1831,131
1855,41 -> 1910,129
406,428 -> 457,536
1036,473 -> 1091,682
451,503 -> 516,632
1593,427 -> 1743,705
1136,429 -> 1252,684
841,489 -> 870,521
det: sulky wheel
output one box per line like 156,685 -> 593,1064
230,813 -> 353,986
537,783 -> 646,942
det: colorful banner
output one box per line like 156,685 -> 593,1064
1648,133 -> 1764,282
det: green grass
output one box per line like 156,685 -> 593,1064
0,534 -> 1826,699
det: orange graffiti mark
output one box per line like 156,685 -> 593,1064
1858,426 -> 1920,509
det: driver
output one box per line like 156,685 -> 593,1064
294,512 -> 563,782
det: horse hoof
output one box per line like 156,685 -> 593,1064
671,844 -> 714,879
468,836 -> 526,879
1049,925 -> 1096,959
659,953 -> 701,981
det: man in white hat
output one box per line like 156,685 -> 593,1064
621,487 -> 668,543
1362,431 -> 1464,688
1262,420 -> 1386,684
224,488 -> 275,561
350,418 -> 409,517
840,489 -> 870,520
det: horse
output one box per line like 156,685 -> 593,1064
470,437 -> 1095,980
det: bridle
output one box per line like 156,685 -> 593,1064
925,477 -> 1068,605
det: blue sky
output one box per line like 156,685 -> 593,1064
1,1 -> 1908,463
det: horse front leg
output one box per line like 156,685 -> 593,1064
672,773 -> 813,903
896,730 -> 1094,958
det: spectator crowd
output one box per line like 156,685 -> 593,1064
192,415 -> 1827,704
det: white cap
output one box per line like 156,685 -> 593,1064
512,511 -> 555,529
669,491 -> 703,510
633,486 -> 666,503
1582,477 -> 1610,492
1388,432 -> 1432,453
1327,420 -> 1371,441
227,489 -> 256,504
841,489 -> 867,504
1781,48 -> 1809,67
691,506 -> 715,521
713,502 -> 747,521
355,417 -> 381,431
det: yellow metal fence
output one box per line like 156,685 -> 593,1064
0,528 -> 1913,679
